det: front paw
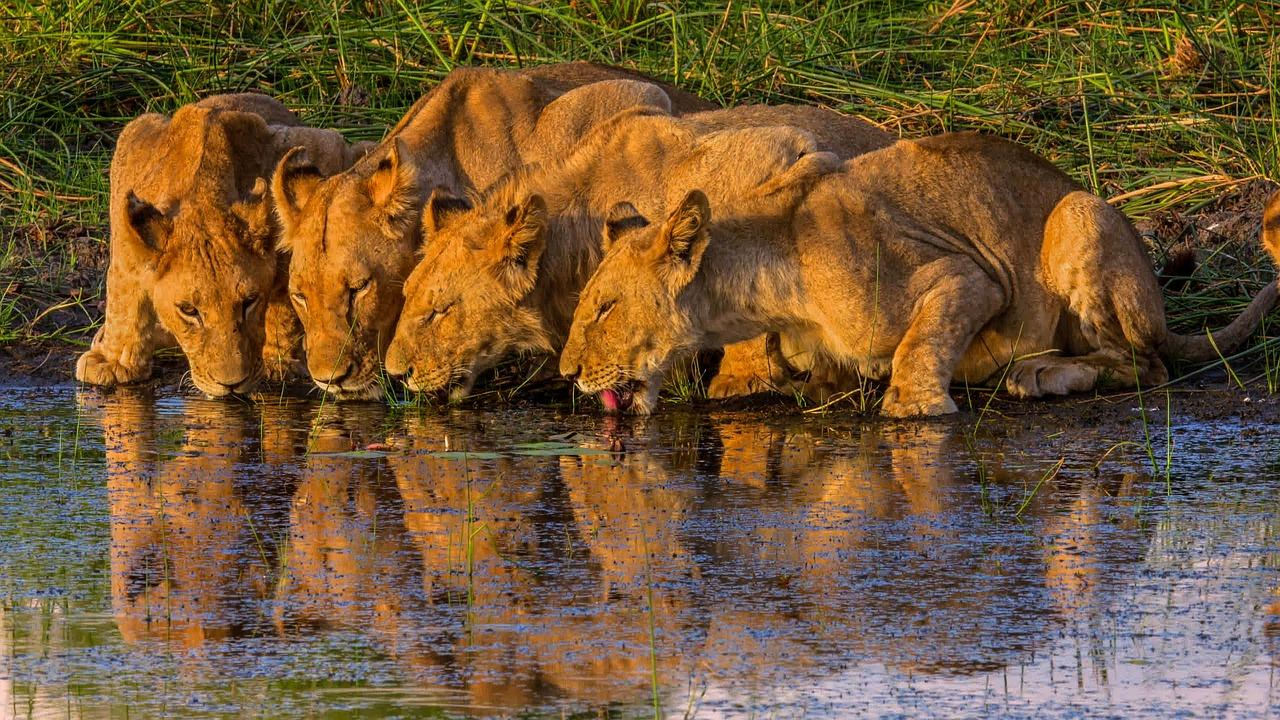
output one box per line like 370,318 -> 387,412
75,349 -> 150,386
707,371 -> 771,399
880,385 -> 958,418
264,355 -> 307,383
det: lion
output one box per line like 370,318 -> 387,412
383,104 -> 892,400
75,93 -> 370,397
560,131 -> 1279,416
1265,189 -> 1280,267
270,63 -> 718,400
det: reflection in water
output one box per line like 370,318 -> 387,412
104,391 -> 295,648
3,390 -> 1280,717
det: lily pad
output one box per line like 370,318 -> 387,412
510,441 -> 611,456
425,451 -> 504,461
309,450 -> 391,459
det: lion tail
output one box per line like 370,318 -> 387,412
1160,193 -> 1280,362
1159,279 -> 1278,363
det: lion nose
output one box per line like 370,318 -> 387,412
562,364 -> 582,381
313,362 -> 354,385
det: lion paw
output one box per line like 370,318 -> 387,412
707,372 -> 771,399
1007,359 -> 1098,399
264,356 -> 307,383
75,349 -> 150,387
880,386 -> 958,418
795,361 -> 859,405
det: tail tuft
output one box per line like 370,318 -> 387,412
1158,245 -> 1198,292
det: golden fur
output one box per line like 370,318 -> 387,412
76,94 -> 369,397
272,62 -> 714,400
1264,189 -> 1280,268
383,104 -> 892,398
561,132 -> 1279,416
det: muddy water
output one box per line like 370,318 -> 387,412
1,386 -> 1279,718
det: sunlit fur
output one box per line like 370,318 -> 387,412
272,64 -> 712,400
563,132 -> 1279,417
387,103 -> 892,401
76,94 -> 369,398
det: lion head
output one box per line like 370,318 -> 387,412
104,101 -> 292,398
559,191 -> 712,414
272,139 -> 428,400
127,180 -> 278,396
384,185 -> 562,398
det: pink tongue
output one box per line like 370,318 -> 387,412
600,388 -> 620,412
599,386 -> 619,409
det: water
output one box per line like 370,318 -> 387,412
2,386 -> 1279,718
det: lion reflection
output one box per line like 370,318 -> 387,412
99,396 -> 1150,711
100,391 -> 300,649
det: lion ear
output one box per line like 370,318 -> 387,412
652,189 -> 711,287
495,194 -> 547,292
602,201 -> 650,254
367,137 -> 418,223
1263,189 -> 1280,269
271,146 -> 323,244
233,177 -> 276,255
123,191 -> 172,255
421,186 -> 472,238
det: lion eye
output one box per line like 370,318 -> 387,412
594,299 -> 617,322
351,278 -> 372,294
290,291 -> 307,308
241,293 -> 261,321
177,302 -> 200,321
424,303 -> 453,325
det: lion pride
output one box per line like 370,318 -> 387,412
271,62 -> 715,400
383,104 -> 892,400
561,131 -> 1279,416
75,93 -> 369,397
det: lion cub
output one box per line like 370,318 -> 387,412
383,105 -> 892,400
561,132 -> 1278,417
76,94 -> 369,397
270,63 -> 714,400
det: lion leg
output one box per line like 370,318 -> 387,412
881,264 -> 1003,418
706,335 -> 791,399
1014,191 -> 1169,398
793,355 -> 862,404
76,273 -> 158,387
263,296 -> 306,382
1007,350 -> 1168,398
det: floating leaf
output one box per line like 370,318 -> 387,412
510,441 -> 611,456
511,441 -> 576,450
425,451 -> 504,461
515,447 -> 612,457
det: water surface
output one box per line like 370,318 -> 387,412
2,387 -> 1279,718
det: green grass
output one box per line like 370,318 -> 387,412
1,0 -> 1277,376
